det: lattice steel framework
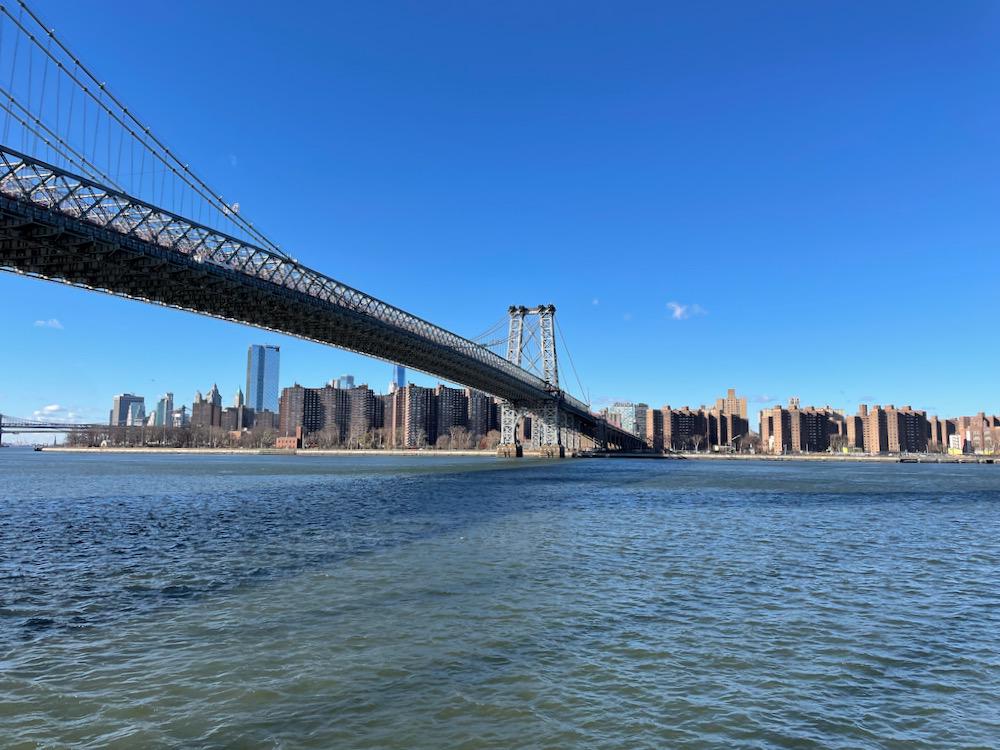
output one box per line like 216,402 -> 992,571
499,305 -> 563,452
0,415 -> 100,431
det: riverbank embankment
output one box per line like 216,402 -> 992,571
35,447 -> 993,463
40,447 -> 490,457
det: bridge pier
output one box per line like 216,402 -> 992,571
497,400 -> 565,458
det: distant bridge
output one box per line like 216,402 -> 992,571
0,414 -> 100,443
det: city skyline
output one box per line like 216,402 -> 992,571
4,1 -> 1000,422
9,344 -> 1000,438
24,378 -> 996,456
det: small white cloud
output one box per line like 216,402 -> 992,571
33,318 -> 63,329
666,302 -> 707,321
591,298 -> 599,306
31,404 -> 86,422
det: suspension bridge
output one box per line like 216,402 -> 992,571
0,1 -> 644,456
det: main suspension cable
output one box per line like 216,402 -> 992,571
5,1 -> 286,256
556,318 -> 589,406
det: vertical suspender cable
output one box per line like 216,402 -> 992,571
3,7 -> 19,144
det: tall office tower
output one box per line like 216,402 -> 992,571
389,364 -> 406,393
125,401 -> 145,426
246,344 -> 280,412
154,392 -> 174,427
110,393 -> 145,427
339,374 -> 355,389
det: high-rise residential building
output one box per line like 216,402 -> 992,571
928,415 -> 954,452
845,405 -> 867,451
645,409 -> 665,452
246,344 -> 280,413
634,403 -> 649,441
279,383 -> 378,445
759,399 -> 844,454
398,384 -> 435,447
279,380 -> 496,449
153,393 -> 174,427
435,385 -> 468,443
109,393 -> 145,427
715,388 -> 749,420
663,406 -> 708,450
466,388 -> 497,439
858,404 -> 928,454
642,401 -> 747,453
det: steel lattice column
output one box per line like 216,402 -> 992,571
496,304 -> 564,458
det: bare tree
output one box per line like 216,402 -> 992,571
449,426 -> 472,450
484,429 -> 501,450
312,428 -> 340,449
829,434 -> 849,453
691,434 -> 703,453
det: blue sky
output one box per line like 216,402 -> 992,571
3,0 -> 999,425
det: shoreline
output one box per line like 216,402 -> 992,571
25,447 -> 994,463
676,452 -> 989,463
37,447 -> 492,457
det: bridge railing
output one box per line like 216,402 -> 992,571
0,147 -> 593,407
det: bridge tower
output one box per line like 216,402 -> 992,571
497,305 -> 564,458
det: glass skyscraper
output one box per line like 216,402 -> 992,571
154,393 -> 173,427
389,364 -> 406,392
246,344 -> 280,413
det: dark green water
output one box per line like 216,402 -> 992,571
1,452 -> 998,748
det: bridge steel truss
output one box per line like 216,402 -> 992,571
499,305 -> 563,457
0,147 -> 645,454
0,415 -> 98,445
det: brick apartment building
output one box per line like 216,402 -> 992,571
644,389 -> 749,452
280,381 -> 499,449
759,398 -> 845,454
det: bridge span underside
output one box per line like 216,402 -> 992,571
0,149 -> 645,454
0,197 -> 538,404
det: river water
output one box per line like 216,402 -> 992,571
1,451 -> 998,748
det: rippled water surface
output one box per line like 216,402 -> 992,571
2,451 -> 999,748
